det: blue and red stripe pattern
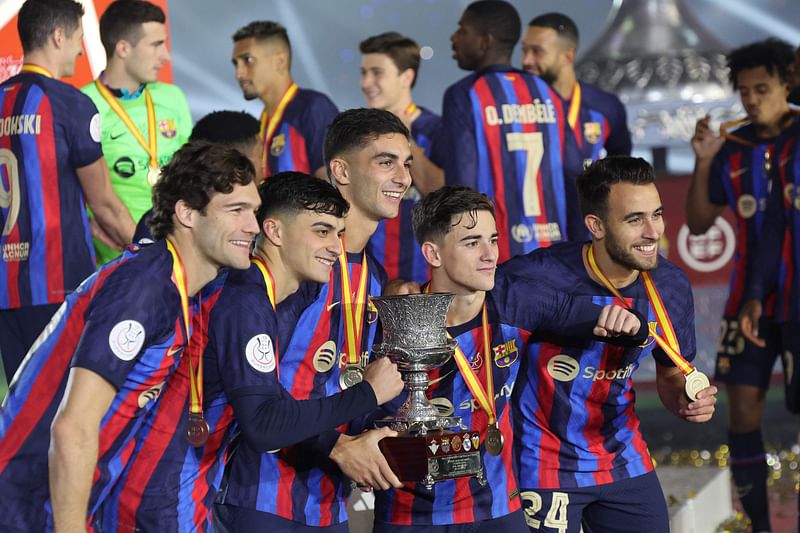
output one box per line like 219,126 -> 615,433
503,242 -> 695,490
442,65 -> 576,262
0,241 -> 189,531
368,106 -> 443,284
0,71 -> 101,309
216,251 -> 386,526
709,121 -> 800,319
264,88 -> 338,177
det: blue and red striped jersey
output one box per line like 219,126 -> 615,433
216,250 -> 387,526
264,88 -> 338,177
746,120 -> 800,322
441,65 -> 583,261
0,241 -> 190,531
374,271 -> 632,525
0,70 -> 102,309
368,106 -> 444,284
709,118 -> 800,318
502,241 -> 695,489
566,82 -> 631,162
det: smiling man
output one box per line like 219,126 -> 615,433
0,141 -> 260,532
685,38 -> 798,533
81,0 -> 192,264
231,20 -> 338,180
504,156 -> 717,533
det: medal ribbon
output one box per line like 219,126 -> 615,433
21,64 -> 54,78
451,304 -> 497,426
338,238 -> 369,365
252,255 -> 280,378
586,244 -> 694,376
404,102 -> 418,115
165,241 -> 201,415
94,80 -> 158,170
259,82 -> 299,176
567,82 -> 582,130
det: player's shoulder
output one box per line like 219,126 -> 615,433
147,81 -> 189,102
415,106 -> 442,129
579,82 -> 625,113
719,120 -> 759,155
501,241 -> 583,279
648,256 -> 692,299
295,87 -> 337,109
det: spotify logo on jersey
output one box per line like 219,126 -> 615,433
546,354 -> 580,382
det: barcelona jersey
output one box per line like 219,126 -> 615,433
441,64 -> 583,261
566,82 -> 631,163
0,70 -> 101,309
0,242 -> 192,531
368,106 -> 444,283
502,242 -> 695,489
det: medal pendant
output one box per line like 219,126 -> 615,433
339,365 -> 363,389
684,369 -> 710,401
484,424 -> 504,456
147,166 -> 161,186
186,413 -> 210,447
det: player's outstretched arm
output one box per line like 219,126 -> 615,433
593,304 -> 642,338
78,159 -> 136,248
329,427 -> 402,491
49,367 -> 117,533
686,116 -> 725,234
655,363 -> 717,423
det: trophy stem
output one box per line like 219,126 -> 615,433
397,370 -> 439,426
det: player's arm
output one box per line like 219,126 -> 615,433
49,368 -> 116,533
686,116 -> 726,234
740,169 -> 786,346
605,97 -> 632,156
655,363 -> 717,423
78,159 -> 135,247
441,85 -> 477,188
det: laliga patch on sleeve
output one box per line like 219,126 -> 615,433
245,334 -> 276,373
89,113 -> 101,143
108,320 -> 146,361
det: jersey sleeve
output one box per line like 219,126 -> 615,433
603,97 -> 632,156
708,149 -> 729,206
442,83 -> 478,188
302,94 -> 339,174
173,86 -> 193,145
71,267 -> 177,390
66,90 -> 103,169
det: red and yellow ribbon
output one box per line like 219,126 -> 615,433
338,238 -> 369,366
259,82 -> 299,177
94,79 -> 158,170
21,64 -> 54,78
252,255 -> 280,378
586,244 -> 694,376
451,304 -> 496,426
567,82 -> 582,130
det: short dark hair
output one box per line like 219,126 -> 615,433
576,156 -> 655,218
17,0 -> 83,54
257,171 -> 349,227
150,141 -> 257,240
727,38 -> 795,89
359,32 -> 421,88
99,0 -> 165,59
529,12 -> 579,49
323,108 -> 410,176
464,1 -> 521,56
190,110 -> 260,153
232,20 -> 291,56
412,185 -> 495,244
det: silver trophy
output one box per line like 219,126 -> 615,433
371,293 -> 484,488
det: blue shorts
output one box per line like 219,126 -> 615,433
0,302 -> 62,380
374,510 -> 529,533
520,470 -> 668,533
714,315 -> 782,389
213,504 -> 348,533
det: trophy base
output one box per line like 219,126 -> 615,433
378,429 -> 485,490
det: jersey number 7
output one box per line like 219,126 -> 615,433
506,132 -> 544,217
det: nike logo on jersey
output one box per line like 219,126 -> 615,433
327,301 -> 340,312
110,131 -> 126,140
729,167 -> 749,178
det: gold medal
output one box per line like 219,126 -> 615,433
147,166 -> 161,186
186,413 -> 210,447
339,365 -> 363,389
684,369 -> 710,401
485,424 -> 504,456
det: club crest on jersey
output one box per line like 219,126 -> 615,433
109,320 -> 146,361
367,300 -> 378,324
159,118 -> 177,138
493,339 -> 518,368
583,121 -> 602,144
245,334 -> 276,373
270,133 -> 286,156
639,321 -> 658,348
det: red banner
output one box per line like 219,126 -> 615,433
0,0 -> 172,87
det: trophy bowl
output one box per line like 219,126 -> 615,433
370,293 -> 484,488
